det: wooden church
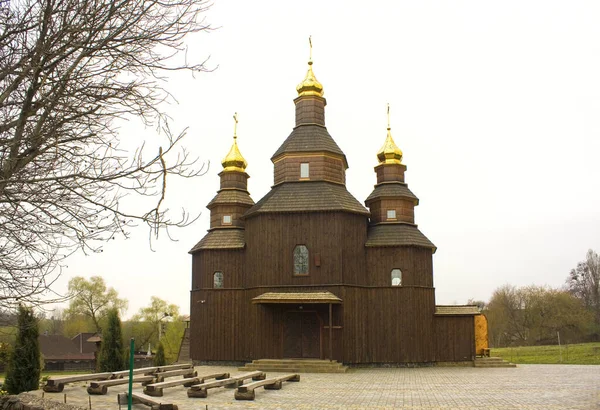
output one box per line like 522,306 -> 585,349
189,49 -> 485,365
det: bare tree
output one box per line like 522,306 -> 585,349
0,0 -> 211,308
567,249 -> 600,332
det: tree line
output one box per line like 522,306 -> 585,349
480,249 -> 600,347
0,276 -> 186,394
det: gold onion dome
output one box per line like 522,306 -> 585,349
377,105 -> 403,165
221,113 -> 248,172
296,61 -> 324,97
296,36 -> 324,97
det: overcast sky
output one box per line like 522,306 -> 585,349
50,0 -> 600,318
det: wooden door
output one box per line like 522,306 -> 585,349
283,312 -> 320,358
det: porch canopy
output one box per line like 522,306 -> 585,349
251,291 -> 342,304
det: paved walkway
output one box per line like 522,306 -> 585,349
34,364 -> 600,409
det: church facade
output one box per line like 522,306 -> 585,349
189,54 -> 483,365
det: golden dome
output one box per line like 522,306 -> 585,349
221,113 -> 248,172
296,36 -> 324,97
377,104 -> 403,165
296,61 -> 324,97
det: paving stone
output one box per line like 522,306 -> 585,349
29,364 -> 600,409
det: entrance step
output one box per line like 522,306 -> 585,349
239,359 -> 348,373
474,357 -> 516,368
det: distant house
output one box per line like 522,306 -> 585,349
39,333 -> 96,371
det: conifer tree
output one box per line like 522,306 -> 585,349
153,342 -> 166,366
96,308 -> 125,372
4,306 -> 41,394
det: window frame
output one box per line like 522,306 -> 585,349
386,209 -> 397,220
213,271 -> 224,288
293,245 -> 310,276
222,215 -> 232,225
300,163 -> 310,179
391,268 -> 402,286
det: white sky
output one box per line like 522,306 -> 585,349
51,0 -> 600,318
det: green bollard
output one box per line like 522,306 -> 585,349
128,338 -> 134,410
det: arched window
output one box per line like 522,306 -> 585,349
293,245 -> 309,275
213,271 -> 224,288
391,269 -> 402,286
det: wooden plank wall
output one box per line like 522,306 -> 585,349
190,211 -> 441,364
433,316 -> 475,362
342,286 -> 436,363
244,213 -> 367,287
190,286 -> 345,362
366,247 -> 434,287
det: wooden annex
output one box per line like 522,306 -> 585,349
189,52 -> 485,365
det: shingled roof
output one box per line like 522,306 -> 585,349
365,182 -> 419,204
244,181 -> 369,217
189,228 -> 245,253
365,223 -> 436,251
252,291 -> 342,304
271,124 -> 348,165
207,189 -> 255,208
435,305 -> 481,316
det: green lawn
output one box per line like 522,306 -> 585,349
491,342 -> 600,365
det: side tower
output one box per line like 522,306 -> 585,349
347,107 -> 438,364
189,117 -> 254,360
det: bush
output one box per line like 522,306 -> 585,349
96,308 -> 125,372
153,342 -> 166,366
4,306 -> 41,394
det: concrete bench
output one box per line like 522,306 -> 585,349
235,373 -> 300,400
87,375 -> 155,395
144,372 -> 229,397
43,373 -> 112,392
187,371 -> 265,398
117,392 -> 177,410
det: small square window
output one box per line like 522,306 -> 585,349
387,210 -> 397,220
300,163 -> 310,179
222,215 -> 232,225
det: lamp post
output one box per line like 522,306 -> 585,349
158,312 -> 172,341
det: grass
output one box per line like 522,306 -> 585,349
492,342 -> 600,365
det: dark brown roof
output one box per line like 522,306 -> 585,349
189,228 -> 246,253
252,292 -> 342,304
271,124 -> 348,166
244,181 -> 369,217
40,335 -> 95,360
365,182 -> 419,204
72,332 -> 100,354
207,189 -> 254,208
435,305 -> 481,316
365,223 -> 436,252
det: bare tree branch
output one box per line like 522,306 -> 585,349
0,0 -> 212,309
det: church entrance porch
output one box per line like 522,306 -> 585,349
283,311 -> 321,358
251,291 -> 342,361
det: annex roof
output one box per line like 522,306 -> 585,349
252,291 -> 342,304
435,305 -> 481,316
